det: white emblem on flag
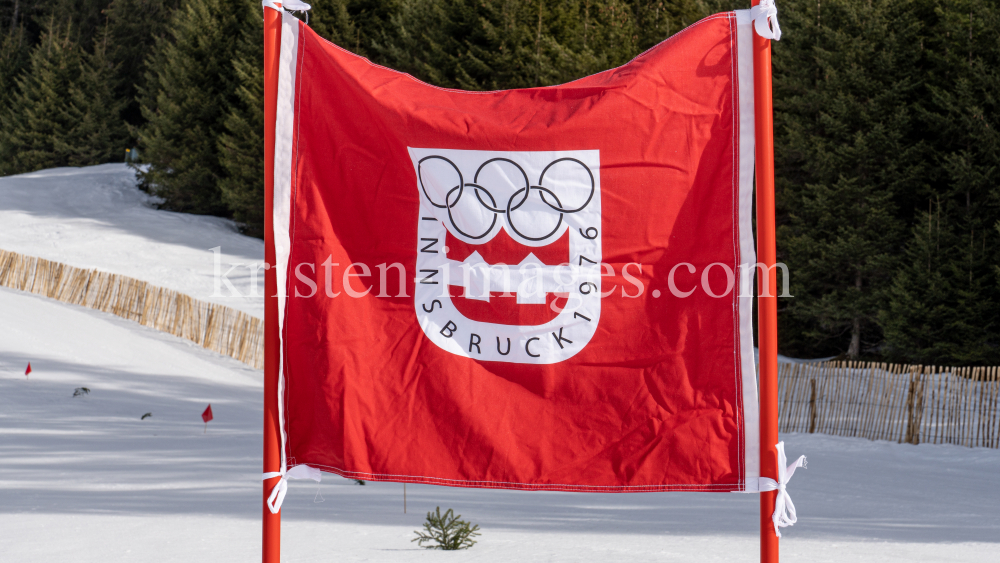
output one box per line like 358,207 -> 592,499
409,148 -> 601,364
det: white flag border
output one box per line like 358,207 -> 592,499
735,8 -> 761,492
273,9 -> 301,477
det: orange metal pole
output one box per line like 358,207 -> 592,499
263,4 -> 283,563
750,3 -> 780,563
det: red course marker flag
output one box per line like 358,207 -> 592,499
202,404 -> 213,434
25,362 -> 31,378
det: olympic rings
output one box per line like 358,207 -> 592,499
417,155 -> 595,243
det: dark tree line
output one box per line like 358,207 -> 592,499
0,0 -> 998,364
771,0 -> 1000,364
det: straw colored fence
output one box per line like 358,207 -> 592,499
0,249 -> 263,369
778,361 -> 1000,448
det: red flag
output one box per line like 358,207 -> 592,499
25,362 -> 31,377
270,11 -> 759,492
202,404 -> 213,423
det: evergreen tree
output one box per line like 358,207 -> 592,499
412,507 -> 480,550
309,0 -> 384,58
0,0 -> 17,32
105,0 -> 182,129
772,0 -> 927,359
882,201 -> 1000,364
368,0 -> 708,90
218,12 -> 264,236
0,25 -> 30,113
3,0 -> 59,48
0,22 -> 127,174
0,24 -> 80,174
881,0 -> 1000,364
64,37 -> 130,164
137,0 -> 254,215
310,0 -> 695,73
40,0 -> 115,49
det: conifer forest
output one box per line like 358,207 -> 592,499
1,0 -> 998,364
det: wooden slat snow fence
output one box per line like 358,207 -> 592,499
0,249 -> 263,369
777,361 -> 1000,448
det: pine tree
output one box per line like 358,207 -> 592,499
0,26 -> 30,115
882,201 -> 1000,364
309,0 -> 381,58
0,0 -> 16,32
2,0 -> 48,48
105,0 -> 182,129
0,24 -> 81,174
39,0 -> 115,49
369,0 -> 708,91
772,0 -> 926,359
412,507 -> 480,550
881,0 -> 1000,364
64,37 -> 130,164
137,0 -> 254,215
0,22 -> 127,174
217,12 -> 264,236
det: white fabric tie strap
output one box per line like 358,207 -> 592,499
750,0 -> 782,40
757,441 -> 806,537
262,464 -> 322,514
262,0 -> 311,12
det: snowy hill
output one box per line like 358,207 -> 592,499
2,166 -> 999,561
0,164 -> 263,317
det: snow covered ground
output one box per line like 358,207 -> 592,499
0,164 -> 264,317
3,285 -> 999,562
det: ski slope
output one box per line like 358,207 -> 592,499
2,285 -> 999,561
0,164 -> 264,317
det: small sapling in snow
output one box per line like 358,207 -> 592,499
412,507 -> 480,550
73,387 -> 90,397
